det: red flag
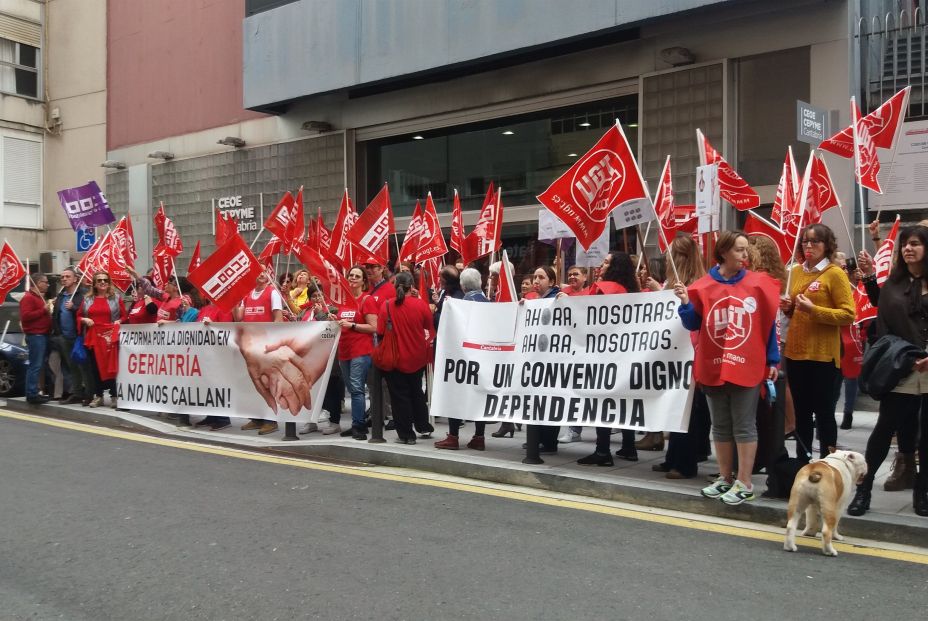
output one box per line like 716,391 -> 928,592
496,249 -> 517,303
853,281 -> 877,324
0,242 -> 26,303
806,155 -> 841,224
77,234 -> 105,283
399,201 -> 423,263
820,87 -> 910,158
111,216 -> 136,269
537,122 -> 648,249
188,241 -> 202,275
462,186 -> 503,263
348,183 -> 394,266
294,243 -> 356,310
100,231 -> 133,291
653,156 -> 677,252
315,208 -> 332,251
290,187 -> 305,249
450,189 -> 464,256
258,235 -> 285,263
851,98 -> 882,193
152,251 -> 173,290
216,211 -> 238,246
874,216 -> 900,285
329,189 -> 357,268
154,203 -> 183,257
697,129 -> 760,210
781,153 -> 816,256
770,148 -> 799,228
417,192 -> 448,262
188,232 -> 263,313
744,211 -> 793,265
264,191 -> 296,243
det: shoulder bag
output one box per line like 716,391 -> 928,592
372,301 -> 400,372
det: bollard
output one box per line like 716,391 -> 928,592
522,424 -> 543,465
281,421 -> 299,441
368,367 -> 386,443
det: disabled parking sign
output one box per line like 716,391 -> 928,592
77,227 -> 95,252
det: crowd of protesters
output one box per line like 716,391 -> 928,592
15,219 -> 928,518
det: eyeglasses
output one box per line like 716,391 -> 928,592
801,239 -> 823,246
95,278 -> 110,283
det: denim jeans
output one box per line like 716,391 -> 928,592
339,355 -> 372,428
25,333 -> 48,398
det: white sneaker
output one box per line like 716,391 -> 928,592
558,429 -> 581,443
719,479 -> 755,505
88,396 -> 103,408
317,409 -> 330,424
298,422 -> 319,435
321,422 -> 341,435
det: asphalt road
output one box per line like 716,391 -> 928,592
0,414 -> 925,621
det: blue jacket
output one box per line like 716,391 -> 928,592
677,266 -> 780,366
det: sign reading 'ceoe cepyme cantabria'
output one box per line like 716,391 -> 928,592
116,322 -> 339,423
431,293 -> 695,432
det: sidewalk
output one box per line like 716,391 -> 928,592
4,396 -> 926,547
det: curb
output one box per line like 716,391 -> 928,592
5,399 -> 927,548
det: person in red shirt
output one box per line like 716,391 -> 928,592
234,271 -> 285,435
332,265 -> 379,440
364,261 -> 397,433
78,271 -> 127,408
376,271 -> 436,444
126,288 -> 160,324
20,272 -> 52,404
560,266 -> 590,296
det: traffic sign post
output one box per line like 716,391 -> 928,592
77,227 -> 95,253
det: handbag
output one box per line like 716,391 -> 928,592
372,301 -> 400,372
71,334 -> 88,364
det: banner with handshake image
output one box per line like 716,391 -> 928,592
431,292 -> 695,432
117,323 -> 340,423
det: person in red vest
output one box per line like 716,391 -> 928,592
674,230 -> 781,506
560,266 -> 590,296
234,271 -> 285,435
126,287 -> 160,325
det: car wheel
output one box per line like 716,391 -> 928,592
0,358 -> 16,396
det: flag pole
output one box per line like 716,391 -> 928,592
169,257 -> 183,298
249,227 -> 265,250
785,153 -> 816,294
850,97 -> 868,251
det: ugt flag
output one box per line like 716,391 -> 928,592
57,181 -> 115,231
537,121 -> 649,251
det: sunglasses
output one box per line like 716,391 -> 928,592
95,278 -> 110,283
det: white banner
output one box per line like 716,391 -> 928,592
431,292 -> 695,431
117,322 -> 340,423
574,225 -> 610,267
537,208 -> 574,240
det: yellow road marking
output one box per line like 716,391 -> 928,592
4,408 -> 927,565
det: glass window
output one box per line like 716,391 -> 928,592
362,96 -> 638,218
0,38 -> 38,98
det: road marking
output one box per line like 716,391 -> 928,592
4,408 -> 927,565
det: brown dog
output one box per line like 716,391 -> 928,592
783,450 -> 867,556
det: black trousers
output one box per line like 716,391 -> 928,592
449,419 -> 485,437
786,358 -> 840,462
322,368 -> 345,424
86,349 -> 115,398
384,368 -> 432,440
664,388 -> 711,477
860,392 -> 928,491
594,428 -> 636,455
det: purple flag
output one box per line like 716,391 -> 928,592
57,181 -> 115,230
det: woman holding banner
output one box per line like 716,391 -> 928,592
674,231 -> 781,505
573,252 -> 641,466
78,270 -> 127,408
378,272 -> 436,445
779,224 -> 854,463
521,266 -> 562,454
652,234 -> 710,479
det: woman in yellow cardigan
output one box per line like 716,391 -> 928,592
779,224 -> 855,462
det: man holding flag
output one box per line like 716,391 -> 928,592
21,273 -> 52,404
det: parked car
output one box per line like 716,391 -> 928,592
0,301 -> 28,397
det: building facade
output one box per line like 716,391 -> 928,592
103,0 -> 917,276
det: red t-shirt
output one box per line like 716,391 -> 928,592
377,296 -> 435,373
590,281 -> 627,295
337,294 -> 378,361
198,304 -> 234,323
562,285 -> 591,296
522,291 -> 539,300
127,298 -> 160,324
92,324 -> 120,381
370,280 -> 397,307
80,296 -> 127,327
157,297 -> 183,322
